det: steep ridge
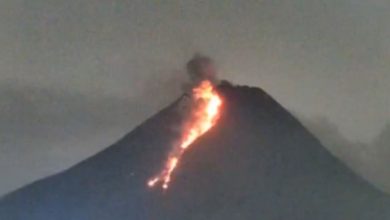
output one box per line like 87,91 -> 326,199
1,82 -> 389,220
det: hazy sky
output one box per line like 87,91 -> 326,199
0,0 -> 389,196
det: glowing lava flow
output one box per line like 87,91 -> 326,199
147,80 -> 222,190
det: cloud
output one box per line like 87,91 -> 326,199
0,77 -> 182,195
299,115 -> 390,193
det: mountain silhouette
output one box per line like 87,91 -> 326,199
1,82 -> 389,220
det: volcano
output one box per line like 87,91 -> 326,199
0,82 -> 389,220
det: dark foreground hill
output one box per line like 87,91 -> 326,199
1,83 -> 389,220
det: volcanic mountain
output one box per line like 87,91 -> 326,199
1,82 -> 389,220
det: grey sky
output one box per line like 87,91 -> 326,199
0,0 -> 389,196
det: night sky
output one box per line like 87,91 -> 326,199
0,0 -> 389,196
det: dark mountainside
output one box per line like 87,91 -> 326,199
1,83 -> 389,220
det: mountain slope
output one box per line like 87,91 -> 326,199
1,83 -> 389,220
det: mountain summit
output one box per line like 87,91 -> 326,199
1,82 -> 389,220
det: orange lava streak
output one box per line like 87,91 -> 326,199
147,80 -> 222,190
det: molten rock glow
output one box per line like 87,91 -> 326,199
147,80 -> 222,190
